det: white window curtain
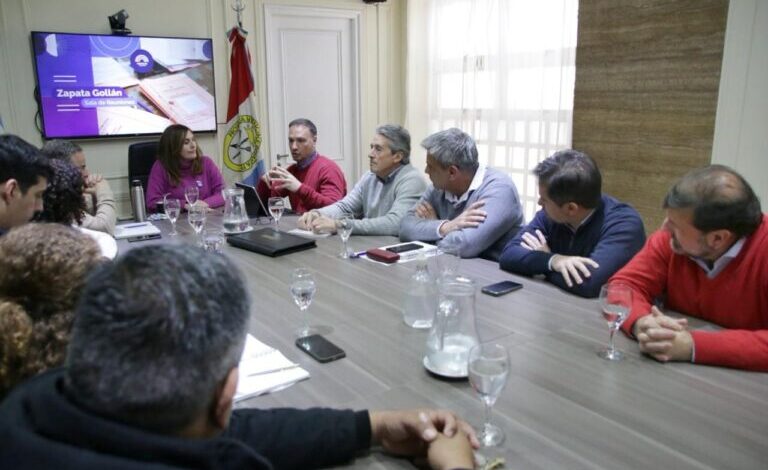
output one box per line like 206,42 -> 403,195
406,0 -> 578,221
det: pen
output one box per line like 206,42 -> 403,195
247,364 -> 301,377
122,222 -> 150,229
350,250 -> 367,259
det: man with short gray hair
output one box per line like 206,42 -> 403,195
41,139 -> 116,235
298,124 -> 427,235
399,128 -> 523,260
0,245 -> 478,468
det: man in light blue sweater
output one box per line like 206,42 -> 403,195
399,128 -> 523,260
298,124 -> 427,236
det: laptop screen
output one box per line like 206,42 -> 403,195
235,182 -> 268,217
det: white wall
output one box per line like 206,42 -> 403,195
712,0 -> 768,205
0,0 -> 405,216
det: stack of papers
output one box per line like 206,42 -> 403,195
235,334 -> 310,402
114,222 -> 161,239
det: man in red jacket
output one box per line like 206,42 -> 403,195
610,165 -> 768,371
258,118 -> 346,214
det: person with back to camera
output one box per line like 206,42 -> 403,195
0,223 -> 103,399
146,124 -> 226,211
0,244 -> 478,469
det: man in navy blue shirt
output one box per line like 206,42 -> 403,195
499,150 -> 645,298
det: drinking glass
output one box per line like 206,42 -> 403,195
202,229 -> 225,253
187,204 -> 206,246
598,283 -> 633,361
291,268 -> 317,338
468,342 -> 510,447
268,197 -> 285,229
164,197 -> 181,236
184,185 -> 199,207
337,216 -> 353,258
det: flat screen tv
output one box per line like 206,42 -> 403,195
31,31 -> 217,139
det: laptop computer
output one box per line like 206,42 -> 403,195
226,228 -> 316,257
235,182 -> 268,217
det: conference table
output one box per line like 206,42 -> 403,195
118,213 -> 768,470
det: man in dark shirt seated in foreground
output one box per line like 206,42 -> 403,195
499,150 -> 645,298
0,245 -> 477,469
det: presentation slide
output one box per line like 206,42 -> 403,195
32,32 -> 217,139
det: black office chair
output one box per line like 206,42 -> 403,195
127,141 -> 159,192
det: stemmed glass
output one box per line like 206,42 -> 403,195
164,197 -> 181,236
185,185 -> 199,208
436,233 -> 463,278
291,268 -> 317,338
468,342 -> 510,447
337,216 -> 353,258
268,197 -> 285,230
187,204 -> 206,246
598,283 -> 633,361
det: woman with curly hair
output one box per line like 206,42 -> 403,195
33,158 -> 117,258
0,223 -> 103,397
33,158 -> 86,225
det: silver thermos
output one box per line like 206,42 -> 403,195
130,180 -> 147,222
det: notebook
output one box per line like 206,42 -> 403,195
226,227 -> 316,257
235,182 -> 268,217
114,222 -> 161,239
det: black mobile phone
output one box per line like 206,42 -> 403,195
295,334 -> 346,363
386,242 -> 422,254
481,280 -> 523,297
127,233 -> 162,243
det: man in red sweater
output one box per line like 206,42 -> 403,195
257,118 -> 346,214
610,165 -> 768,371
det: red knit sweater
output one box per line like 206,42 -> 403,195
257,154 -> 346,214
611,215 -> 768,371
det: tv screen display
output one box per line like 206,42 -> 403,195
31,31 -> 217,139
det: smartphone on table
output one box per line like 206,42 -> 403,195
295,334 -> 346,363
481,280 -> 523,297
385,243 -> 423,254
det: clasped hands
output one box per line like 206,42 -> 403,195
414,200 -> 487,237
261,166 -> 302,192
297,210 -> 338,234
633,306 -> 693,363
370,409 -> 479,470
521,229 -> 599,287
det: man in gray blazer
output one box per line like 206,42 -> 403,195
298,124 -> 426,236
399,128 -> 523,260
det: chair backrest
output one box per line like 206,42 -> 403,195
127,141 -> 159,192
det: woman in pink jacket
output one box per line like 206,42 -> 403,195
146,124 -> 225,211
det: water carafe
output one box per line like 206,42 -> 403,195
402,254 -> 437,329
222,187 -> 251,233
424,275 -> 479,377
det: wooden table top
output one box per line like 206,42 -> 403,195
118,214 -> 768,469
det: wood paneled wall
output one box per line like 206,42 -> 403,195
572,0 -> 728,232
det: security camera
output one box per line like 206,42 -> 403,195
108,9 -> 132,35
